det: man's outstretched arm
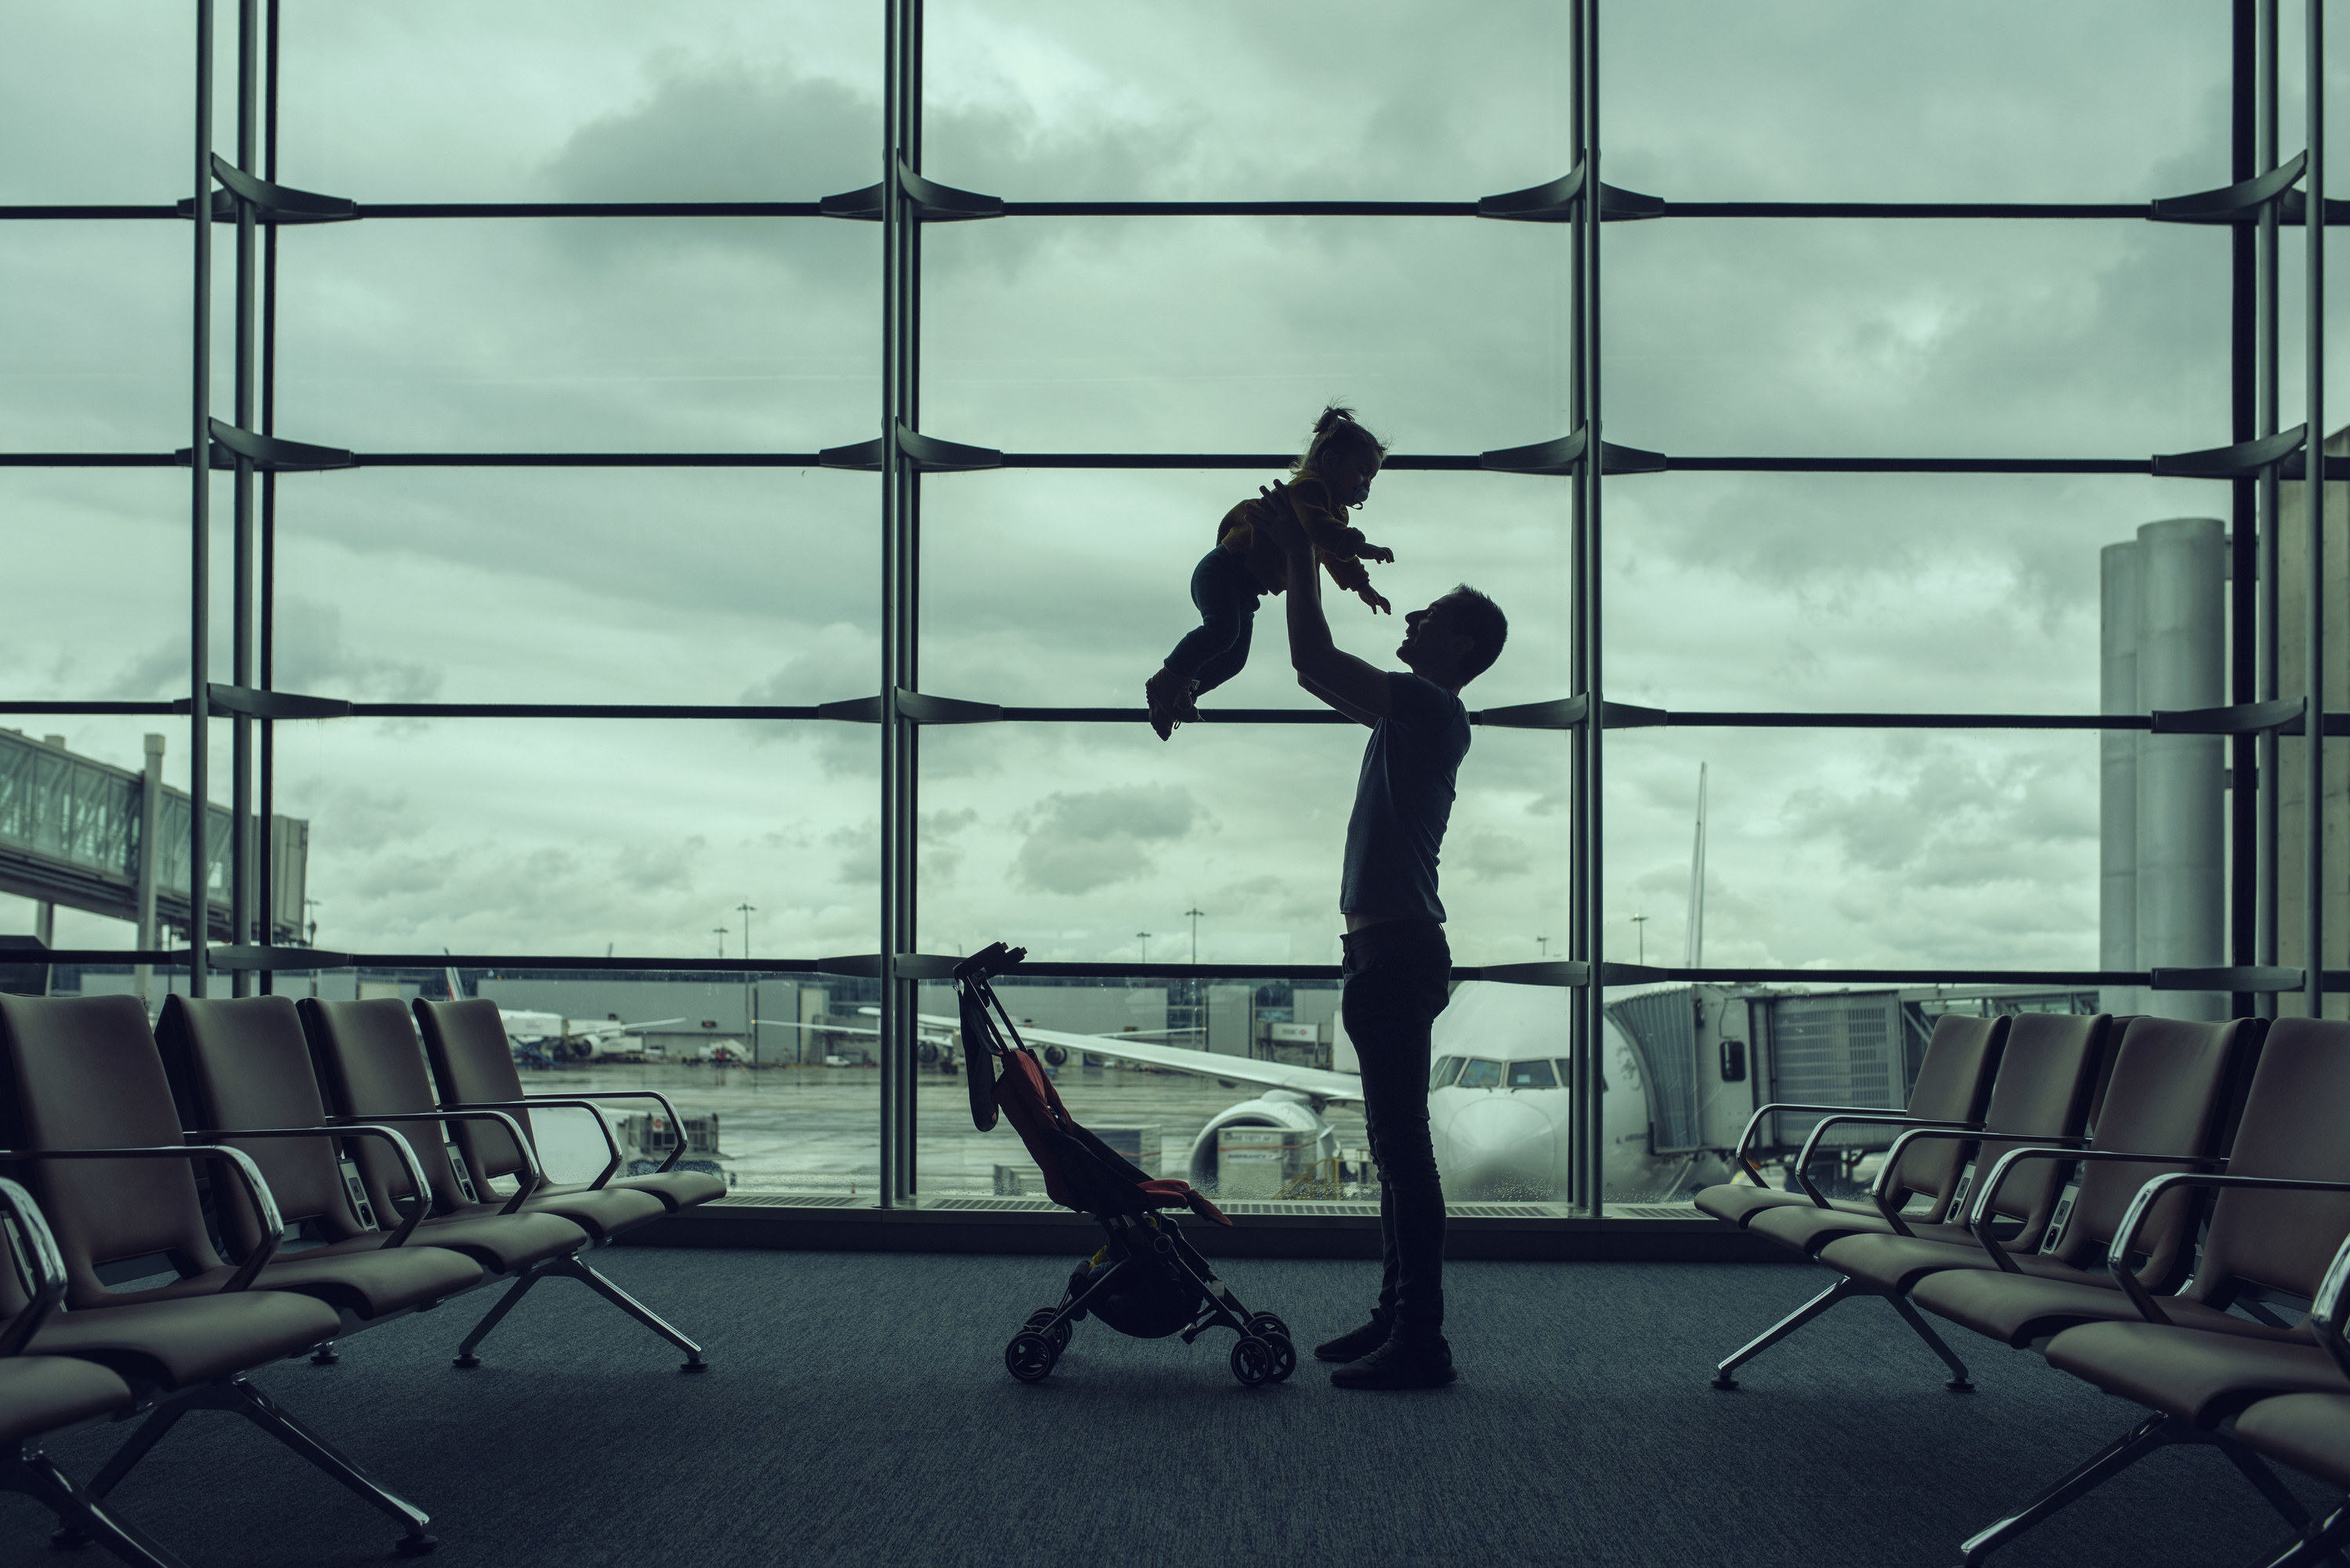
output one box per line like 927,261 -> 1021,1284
1267,489 -> 1391,721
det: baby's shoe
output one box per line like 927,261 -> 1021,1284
1144,667 -> 1189,741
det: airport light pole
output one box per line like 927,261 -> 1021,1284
1136,930 -> 1152,964
1184,907 -> 1204,965
713,926 -> 728,959
737,900 -> 756,1067
1629,912 -> 1647,966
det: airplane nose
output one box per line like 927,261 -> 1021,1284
1440,1096 -> 1559,1200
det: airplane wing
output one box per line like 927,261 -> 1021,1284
757,1013 -> 1363,1107
610,1017 -> 687,1034
949,1017 -> 1363,1107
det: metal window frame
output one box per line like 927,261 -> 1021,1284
0,0 -> 2325,1216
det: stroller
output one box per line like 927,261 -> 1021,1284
957,942 -> 1297,1386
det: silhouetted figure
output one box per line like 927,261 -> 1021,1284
1144,407 -> 1395,740
1255,485 -> 1507,1390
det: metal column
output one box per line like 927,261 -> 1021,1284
877,0 -> 924,1205
2305,0 -> 2326,1021
1572,0 -> 1607,1216
2258,0 -> 2283,1015
256,0 -> 283,977
189,0 -> 215,997
2231,0 -> 2261,1021
228,0 -> 260,992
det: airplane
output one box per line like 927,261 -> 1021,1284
444,965 -> 685,1065
753,982 -> 1701,1202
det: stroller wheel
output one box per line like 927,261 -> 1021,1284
1263,1333 -> 1297,1383
1024,1309 -> 1074,1350
1006,1331 -> 1059,1384
1244,1312 -> 1292,1344
1230,1335 -> 1277,1388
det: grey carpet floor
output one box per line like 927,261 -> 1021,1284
2,1249 -> 2330,1568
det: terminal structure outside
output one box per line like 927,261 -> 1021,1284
0,0 -> 2340,1227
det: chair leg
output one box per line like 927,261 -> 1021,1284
454,1264 -> 548,1367
5,1447 -> 190,1568
227,1377 -> 436,1555
2252,1504 -> 2350,1568
1958,1411 -> 2184,1566
83,1399 -> 197,1499
1884,1292 -> 1975,1391
1712,1276 -> 1867,1389
550,1254 -> 707,1371
2217,1433 -> 2319,1533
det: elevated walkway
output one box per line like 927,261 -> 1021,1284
0,728 -> 305,942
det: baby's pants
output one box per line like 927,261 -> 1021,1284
1161,547 -> 1267,695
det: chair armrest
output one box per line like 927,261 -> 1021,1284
324,1110 -> 544,1215
2312,1235 -> 2350,1381
1861,1124 -> 2043,1235
2109,1172 -> 2350,1328
183,1125 -> 433,1249
1732,1103 -> 1922,1186
1789,1115 -> 1979,1212
0,1146 -> 284,1292
0,1177 -> 67,1357
517,1089 -> 692,1176
1961,1147 -> 2225,1275
440,1099 -> 625,1190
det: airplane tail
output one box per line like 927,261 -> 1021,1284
443,948 -> 468,1003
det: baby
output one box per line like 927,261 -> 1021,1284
1144,406 -> 1395,739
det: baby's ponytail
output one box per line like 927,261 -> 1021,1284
1295,404 -> 1387,475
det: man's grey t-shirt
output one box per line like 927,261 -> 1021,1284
1340,672 -> 1472,922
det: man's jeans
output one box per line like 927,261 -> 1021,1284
1341,918 -> 1452,1337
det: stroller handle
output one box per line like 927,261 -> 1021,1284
954,941 -> 1028,982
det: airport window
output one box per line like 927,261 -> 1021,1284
0,2 -> 2325,1234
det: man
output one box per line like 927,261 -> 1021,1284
1258,486 -> 1508,1390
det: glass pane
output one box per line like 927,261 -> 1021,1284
1,5 -> 188,204
1607,727 -> 2098,973
1607,2 -> 2224,204
273,220 -> 877,453
906,971 -> 1365,1205
1605,472 -> 2202,715
921,468 -> 1571,712
272,468 -> 876,705
1604,221 -> 2229,459
927,1 -> 1572,200
270,719 -> 879,958
279,2 -> 879,202
924,218 -> 1567,453
0,225 -> 190,451
0,471 -> 191,699
916,722 -> 1567,969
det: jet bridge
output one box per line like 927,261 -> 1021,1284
0,728 -> 306,944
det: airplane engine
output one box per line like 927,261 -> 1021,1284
1184,1088 -> 1337,1190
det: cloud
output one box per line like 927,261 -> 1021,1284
1014,784 -> 1204,894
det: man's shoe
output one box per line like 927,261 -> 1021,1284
1330,1335 -> 1456,1390
1314,1313 -> 1393,1363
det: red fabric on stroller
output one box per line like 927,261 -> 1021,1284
992,1048 -> 1231,1226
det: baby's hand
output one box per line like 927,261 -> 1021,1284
1359,543 -> 1396,565
1356,584 -> 1394,616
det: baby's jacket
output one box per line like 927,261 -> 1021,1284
1215,466 -> 1377,598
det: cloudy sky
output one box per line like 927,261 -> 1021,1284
3,1 -> 2343,973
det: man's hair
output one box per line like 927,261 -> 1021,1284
1440,586 -> 1508,683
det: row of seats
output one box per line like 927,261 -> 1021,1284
1694,1010 -> 2350,1566
0,992 -> 726,1564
